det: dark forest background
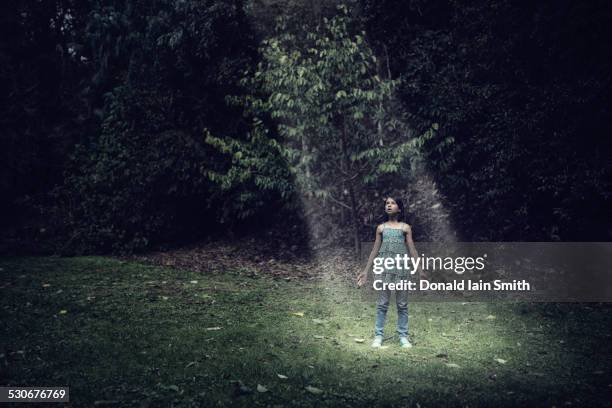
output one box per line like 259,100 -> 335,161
1,0 -> 611,255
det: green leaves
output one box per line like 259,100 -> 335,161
235,10 -> 427,207
47,0 -> 263,253
203,124 -> 295,215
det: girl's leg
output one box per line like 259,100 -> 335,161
374,289 -> 391,337
396,288 -> 409,339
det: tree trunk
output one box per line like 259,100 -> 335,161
347,182 -> 361,258
340,119 -> 361,258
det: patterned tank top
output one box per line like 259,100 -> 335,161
378,223 -> 410,283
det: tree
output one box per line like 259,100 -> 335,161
209,5 -> 436,255
59,0 -> 262,252
360,0 -> 612,240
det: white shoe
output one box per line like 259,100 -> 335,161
371,335 -> 383,348
400,337 -> 412,348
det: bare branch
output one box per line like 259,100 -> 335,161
328,192 -> 352,210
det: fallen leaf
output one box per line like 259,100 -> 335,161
277,374 -> 288,379
305,385 -> 323,395
58,310 -> 68,315
256,384 -> 268,393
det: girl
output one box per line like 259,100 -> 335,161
357,195 -> 424,348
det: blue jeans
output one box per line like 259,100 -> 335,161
374,288 -> 409,338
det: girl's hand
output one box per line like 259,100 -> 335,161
356,271 -> 367,287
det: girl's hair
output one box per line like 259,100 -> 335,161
379,194 -> 406,223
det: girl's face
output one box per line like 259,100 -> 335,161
385,198 -> 400,215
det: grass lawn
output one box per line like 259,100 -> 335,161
1,256 -> 611,407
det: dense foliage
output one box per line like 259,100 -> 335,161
358,0 -> 612,240
58,0 -> 265,252
208,8 -> 439,253
1,0 -> 610,254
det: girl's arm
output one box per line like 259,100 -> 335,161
404,223 -> 428,280
357,225 -> 383,287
